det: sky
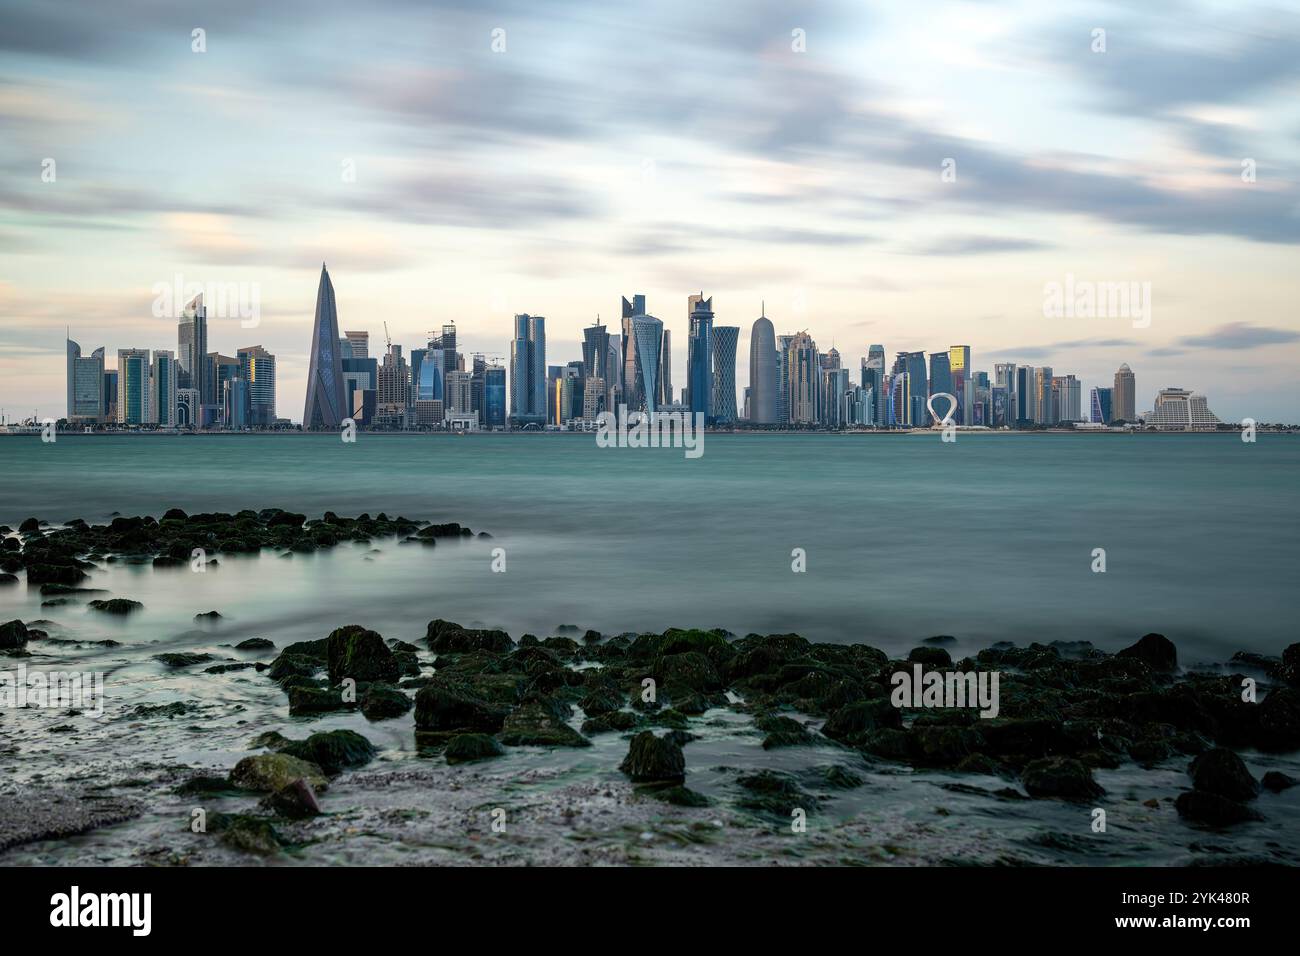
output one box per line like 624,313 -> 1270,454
2,0 -> 1299,423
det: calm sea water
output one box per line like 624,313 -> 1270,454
1,431 -> 1296,662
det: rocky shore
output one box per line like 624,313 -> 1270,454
2,509 -> 1299,864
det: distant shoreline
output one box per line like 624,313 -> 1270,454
1,427 -> 1291,438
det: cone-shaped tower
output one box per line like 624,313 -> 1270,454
303,264 -> 347,428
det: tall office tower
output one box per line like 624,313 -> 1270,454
822,367 -> 851,427
866,345 -> 887,426
607,339 -> 621,405
656,329 -> 671,407
1090,386 -> 1113,424
177,295 -> 209,402
484,365 -> 506,428
341,355 -> 377,420
620,293 -> 647,402
710,325 -> 739,424
582,320 -> 611,382
547,365 -> 563,424
1113,363 -> 1136,422
151,350 -> 178,427
211,353 -> 239,424
559,363 -> 584,424
438,324 -> 458,373
469,353 -> 487,420
686,295 -> 714,421
176,388 -> 199,427
948,345 -> 971,424
994,362 -> 1017,426
583,376 -> 606,420
102,369 -> 118,423
339,336 -> 353,360
224,377 -> 249,429
784,331 -> 819,424
116,349 -> 150,425
445,370 -> 473,418
776,334 -> 795,423
67,337 -> 105,422
409,347 -> 427,408
376,343 -> 410,426
509,313 -> 546,426
929,352 -> 953,416
344,330 -> 369,360
303,265 -> 347,428
238,345 -> 277,426
630,315 -> 666,413
904,351 -> 928,425
1054,374 -> 1082,423
747,310 -> 778,424
1034,366 -> 1056,424
1014,365 -> 1033,423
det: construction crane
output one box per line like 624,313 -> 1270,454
383,321 -> 392,353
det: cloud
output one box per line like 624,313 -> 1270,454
1175,322 -> 1300,350
905,235 -> 1053,256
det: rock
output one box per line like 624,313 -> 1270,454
287,685 -> 353,716
445,733 -> 506,764
194,610 -> 222,621
1175,790 -> 1263,826
911,726 -> 984,765
821,698 -> 901,743
1261,771 -> 1297,792
18,517 -> 40,533
907,646 -> 952,666
1189,748 -> 1259,801
578,686 -> 624,717
582,711 -> 639,735
87,598 -> 142,615
815,765 -> 866,789
25,564 -> 87,586
360,685 -> 412,721
1280,642 -> 1300,687
279,729 -> 376,775
1021,757 -> 1104,800
230,753 -> 328,792
619,731 -> 685,783
1117,633 -> 1178,672
325,625 -> 400,684
860,728 -> 913,759
734,770 -> 818,816
260,778 -> 322,818
498,703 -> 590,747
0,619 -> 30,649
755,714 -> 814,749
650,786 -> 710,807
235,637 -> 276,650
413,679 -> 508,733
213,814 -> 282,855
1257,687 -> 1300,751
425,619 -> 514,654
0,573 -> 18,585
153,652 -> 214,668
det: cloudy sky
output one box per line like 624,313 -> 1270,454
2,0 -> 1299,422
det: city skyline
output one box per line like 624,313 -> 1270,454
3,1 -> 1300,422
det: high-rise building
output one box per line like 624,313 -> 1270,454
303,264 -> 347,428
1113,363 -> 1136,422
509,313 -> 546,426
993,363 -> 1017,426
1090,386 -> 1113,424
102,370 -> 118,423
343,330 -> 369,360
620,294 -> 647,403
660,328 -> 673,408
1053,374 -> 1082,423
151,350 -> 178,427
631,315 -> 665,413
437,324 -> 458,374
1015,365 -> 1034,423
342,356 -> 377,420
748,310 -> 778,424
784,332 -> 819,425
67,337 -> 105,422
582,321 -> 611,382
686,295 -> 713,421
178,295 -> 209,404
1034,366 -> 1056,425
710,325 -> 739,424
238,345 -> 276,426
484,365 -> 506,428
1144,387 -> 1222,430
866,345 -> 887,426
948,345 -> 971,424
929,352 -> 953,417
116,349 -> 150,425
445,370 -> 473,418
376,343 -> 410,427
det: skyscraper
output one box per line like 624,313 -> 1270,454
582,320 -> 611,382
687,295 -> 714,421
1113,363 -> 1136,422
151,350 -> 178,426
376,343 -> 410,427
343,330 -> 369,360
1090,386 -> 1113,424
631,315 -> 665,413
484,365 -> 506,428
948,345 -> 971,424
303,264 -> 347,428
178,295 -> 209,404
116,349 -> 150,425
509,313 -> 546,426
785,332 -> 819,425
711,325 -> 739,424
1034,366 -> 1056,425
620,294 -> 647,404
748,309 -> 778,424
866,345 -> 887,427
929,352 -> 953,412
67,337 -> 105,422
238,345 -> 277,426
